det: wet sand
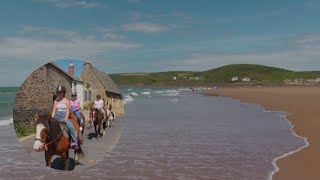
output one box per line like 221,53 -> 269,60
213,86 -> 320,180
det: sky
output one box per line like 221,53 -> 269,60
55,59 -> 84,78
2,0 -> 320,86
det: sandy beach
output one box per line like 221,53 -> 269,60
212,86 -> 320,180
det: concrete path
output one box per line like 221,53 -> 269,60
19,112 -> 123,170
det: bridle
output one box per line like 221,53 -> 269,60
35,121 -> 62,151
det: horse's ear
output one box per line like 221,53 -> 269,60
34,114 -> 40,122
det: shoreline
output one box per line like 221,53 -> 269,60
212,86 -> 320,180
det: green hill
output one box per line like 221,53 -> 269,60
109,64 -> 320,85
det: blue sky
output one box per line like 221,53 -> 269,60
2,0 -> 320,86
54,59 -> 84,78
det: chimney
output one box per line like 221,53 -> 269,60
68,62 -> 74,76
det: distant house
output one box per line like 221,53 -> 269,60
173,76 -> 177,80
306,79 -> 315,83
189,77 -> 195,80
231,76 -> 239,82
242,77 -> 250,82
315,78 -> 320,83
284,79 -> 292,84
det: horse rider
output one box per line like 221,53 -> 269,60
70,92 -> 82,131
94,94 -> 106,122
51,85 -> 79,150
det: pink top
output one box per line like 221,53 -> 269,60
70,100 -> 80,111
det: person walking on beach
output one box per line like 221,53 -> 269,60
70,92 -> 82,130
52,85 -> 79,150
94,94 -> 106,121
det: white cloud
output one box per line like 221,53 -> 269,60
0,26 -> 140,60
34,0 -> 108,9
121,22 -> 170,33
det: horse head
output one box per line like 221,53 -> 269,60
33,114 -> 50,152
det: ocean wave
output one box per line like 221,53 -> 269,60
129,92 -> 139,96
154,90 -> 165,94
0,118 -> 13,126
124,95 -> 134,104
140,91 -> 151,95
178,88 -> 190,91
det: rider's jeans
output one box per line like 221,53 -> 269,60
55,111 -> 77,143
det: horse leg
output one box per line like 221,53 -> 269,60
98,122 -> 102,137
45,152 -> 52,167
102,121 -> 106,134
61,152 -> 68,170
94,120 -> 98,136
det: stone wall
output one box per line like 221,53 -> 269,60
81,63 -> 125,116
81,63 -> 106,107
13,63 -> 73,132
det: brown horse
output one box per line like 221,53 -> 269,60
91,108 -> 105,137
33,114 -> 84,170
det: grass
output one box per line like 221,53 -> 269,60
15,121 -> 35,138
109,64 -> 320,86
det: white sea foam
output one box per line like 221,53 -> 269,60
154,90 -> 165,94
127,88 -> 132,91
0,118 -> 13,126
236,101 -> 308,180
161,89 -> 181,96
178,88 -> 190,91
129,92 -> 139,96
267,113 -> 308,180
124,95 -> 134,104
140,91 -> 151,95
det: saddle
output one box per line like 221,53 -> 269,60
59,122 -> 70,139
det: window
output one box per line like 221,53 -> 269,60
88,90 -> 92,101
85,90 -> 87,101
73,82 -> 77,92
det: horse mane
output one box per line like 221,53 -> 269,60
48,117 -> 63,140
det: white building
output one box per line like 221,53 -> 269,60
242,77 -> 250,82
231,76 -> 239,81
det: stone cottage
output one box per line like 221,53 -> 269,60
13,61 -> 123,135
81,62 -> 124,116
13,62 -> 83,133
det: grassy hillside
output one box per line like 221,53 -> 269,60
109,64 -> 320,85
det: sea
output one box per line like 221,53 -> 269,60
0,86 -> 306,179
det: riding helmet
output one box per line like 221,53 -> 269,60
56,85 -> 66,93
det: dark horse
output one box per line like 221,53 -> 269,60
91,108 -> 106,137
33,114 -> 84,170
